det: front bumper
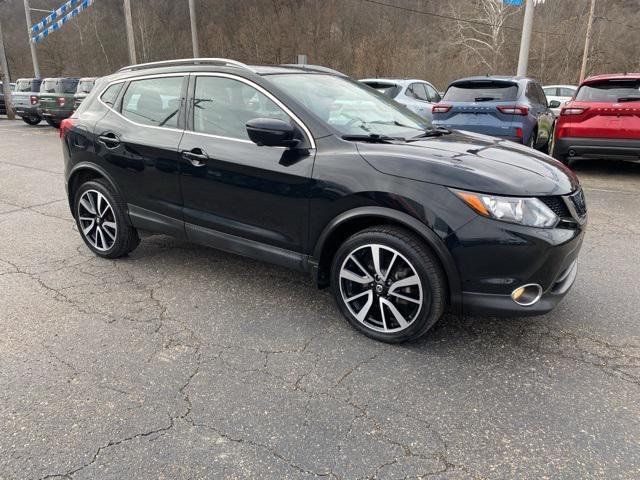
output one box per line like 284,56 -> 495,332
554,137 -> 640,162
449,214 -> 586,317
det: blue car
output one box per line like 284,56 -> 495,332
432,76 -> 556,151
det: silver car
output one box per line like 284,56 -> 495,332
360,78 -> 441,121
543,84 -> 577,117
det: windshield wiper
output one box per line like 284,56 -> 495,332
341,134 -> 401,143
474,97 -> 497,102
617,96 -> 640,102
406,126 -> 453,141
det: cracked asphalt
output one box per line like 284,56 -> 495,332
0,118 -> 638,479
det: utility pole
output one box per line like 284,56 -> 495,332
516,0 -> 535,77
123,0 -> 137,64
188,0 -> 199,57
0,19 -> 15,119
580,0 -> 596,83
23,0 -> 40,78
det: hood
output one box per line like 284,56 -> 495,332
356,130 -> 579,196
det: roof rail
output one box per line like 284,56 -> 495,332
280,64 -> 347,77
117,58 -> 254,73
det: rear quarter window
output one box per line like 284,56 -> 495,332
100,83 -> 124,107
443,82 -> 518,102
575,80 -> 640,102
362,82 -> 401,98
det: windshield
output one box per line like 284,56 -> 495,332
268,74 -> 429,137
77,80 -> 95,94
443,81 -> 519,102
575,80 -> 640,102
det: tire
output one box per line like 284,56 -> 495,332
330,225 -> 446,343
73,179 -> 140,259
44,117 -> 60,128
22,116 -> 41,125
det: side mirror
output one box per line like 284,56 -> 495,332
246,118 -> 301,148
549,100 -> 561,108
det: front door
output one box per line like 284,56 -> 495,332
178,74 -> 315,258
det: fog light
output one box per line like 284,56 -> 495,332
511,284 -> 543,306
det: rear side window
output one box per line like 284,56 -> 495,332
193,76 -> 290,140
100,83 -> 123,107
444,81 -> 518,102
407,83 -> 429,101
121,76 -> 183,128
575,80 -> 640,102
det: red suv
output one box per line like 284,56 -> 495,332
553,73 -> 640,165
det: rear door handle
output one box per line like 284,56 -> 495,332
98,133 -> 120,149
182,148 -> 209,167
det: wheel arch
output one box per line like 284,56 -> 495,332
67,163 -> 125,215
311,207 -> 461,312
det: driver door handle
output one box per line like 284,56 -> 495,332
182,148 -> 209,167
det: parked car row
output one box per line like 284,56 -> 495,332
10,76 -> 97,127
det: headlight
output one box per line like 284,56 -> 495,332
452,189 -> 558,228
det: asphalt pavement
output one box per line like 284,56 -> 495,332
0,118 -> 638,479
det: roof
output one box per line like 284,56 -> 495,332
359,78 -> 428,85
542,84 -> 577,89
450,75 -> 532,85
582,73 -> 640,84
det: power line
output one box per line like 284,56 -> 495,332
358,0 -> 567,37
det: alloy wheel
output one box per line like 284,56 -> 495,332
77,189 -> 118,252
338,244 -> 425,333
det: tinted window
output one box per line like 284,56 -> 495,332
543,87 -> 558,96
407,83 -> 428,101
559,87 -> 576,97
61,79 -> 79,94
575,80 -> 640,102
362,82 -> 401,98
100,83 -> 123,107
425,84 -> 441,102
122,76 -> 183,128
193,76 -> 290,140
443,81 -> 518,102
534,83 -> 547,105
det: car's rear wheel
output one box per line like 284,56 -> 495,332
44,117 -> 60,128
330,226 -> 445,343
22,116 -> 41,125
73,179 -> 140,259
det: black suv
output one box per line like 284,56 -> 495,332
61,59 -> 587,343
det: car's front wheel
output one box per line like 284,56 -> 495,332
22,116 -> 41,125
330,226 -> 446,343
73,179 -> 140,258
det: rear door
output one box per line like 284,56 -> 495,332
434,79 -> 519,137
568,78 -> 640,139
93,74 -> 187,231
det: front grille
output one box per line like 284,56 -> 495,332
539,196 -> 571,218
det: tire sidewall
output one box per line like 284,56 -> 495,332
73,180 -> 130,258
330,230 -> 443,343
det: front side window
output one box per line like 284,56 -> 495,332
575,80 -> 640,103
559,87 -> 576,97
193,76 -> 290,140
121,76 -> 183,128
543,87 -> 558,97
269,74 -> 429,137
